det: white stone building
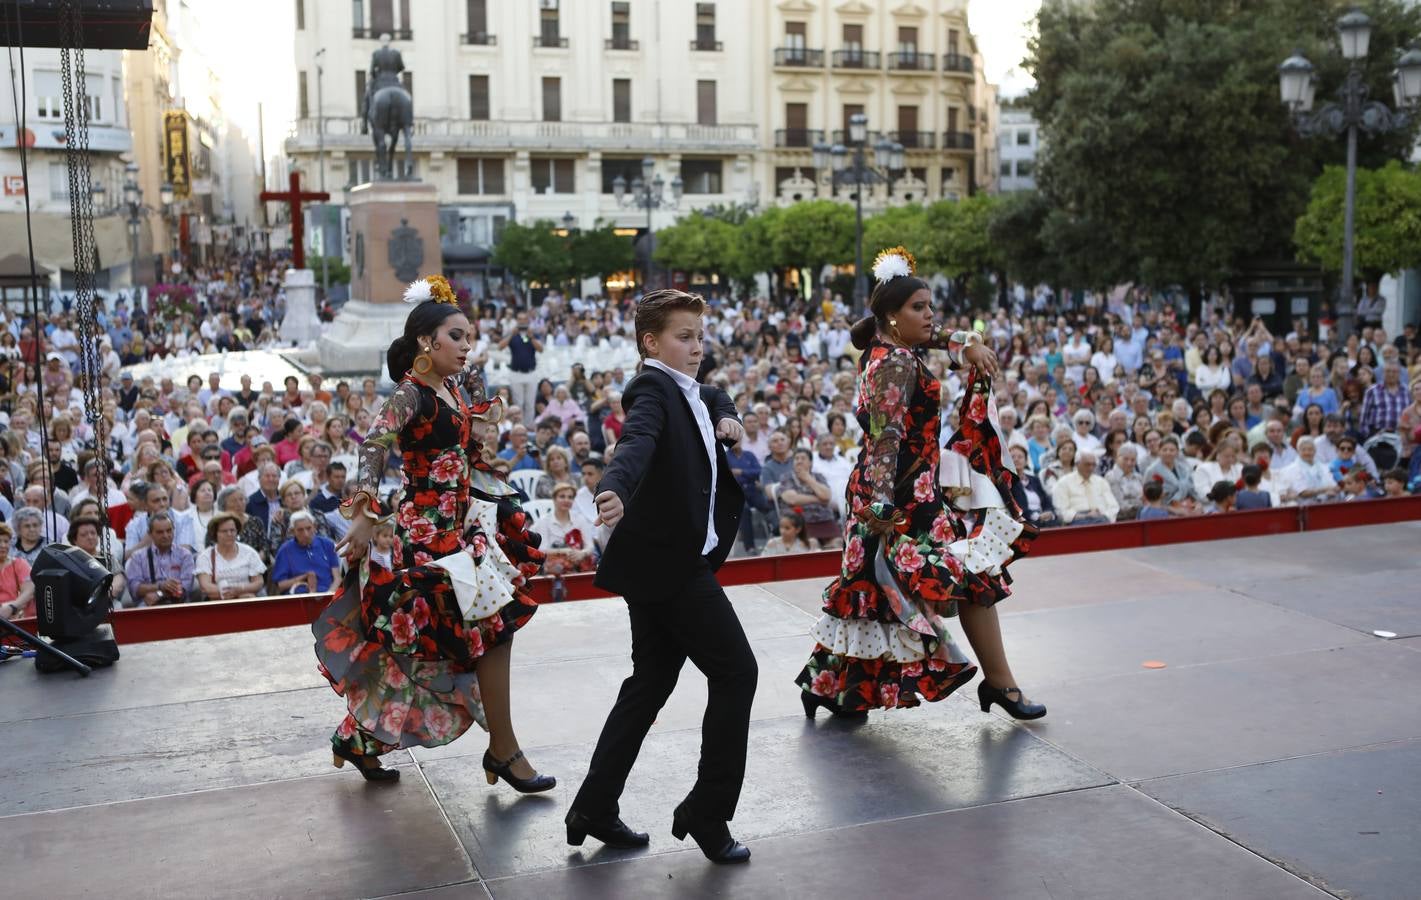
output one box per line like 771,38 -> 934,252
996,104 -> 1039,193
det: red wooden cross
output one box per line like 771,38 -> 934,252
259,171 -> 330,269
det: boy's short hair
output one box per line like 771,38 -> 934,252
1143,481 -> 1164,502
635,289 -> 705,358
1382,467 -> 1407,484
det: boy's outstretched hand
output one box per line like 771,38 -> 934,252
594,490 -> 624,528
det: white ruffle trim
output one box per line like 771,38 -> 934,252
809,614 -> 931,663
947,507 -> 1023,577
428,500 -> 525,622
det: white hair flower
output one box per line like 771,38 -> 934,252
871,246 -> 918,285
403,278 -> 433,304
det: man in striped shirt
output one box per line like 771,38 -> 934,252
1359,362 -> 1408,438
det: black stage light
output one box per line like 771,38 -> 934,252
33,544 -> 113,640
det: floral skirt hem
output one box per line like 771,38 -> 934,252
795,646 -> 977,712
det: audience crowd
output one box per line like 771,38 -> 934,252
0,255 -> 1417,621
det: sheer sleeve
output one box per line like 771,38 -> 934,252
457,364 -> 489,408
924,325 -> 981,369
858,349 -> 918,513
345,380 -> 421,519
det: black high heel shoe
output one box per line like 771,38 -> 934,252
483,749 -> 556,794
800,691 -> 868,720
977,681 -> 1047,720
671,801 -> 751,864
332,745 -> 401,782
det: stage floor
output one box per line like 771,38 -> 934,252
4,523 -> 1419,899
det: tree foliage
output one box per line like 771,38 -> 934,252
570,220 -> 635,283
1294,161 -> 1421,280
1025,0 -> 1421,302
772,199 -> 856,290
491,220 -> 570,287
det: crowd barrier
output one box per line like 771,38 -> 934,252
9,495 -> 1420,646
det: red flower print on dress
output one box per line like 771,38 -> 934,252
410,596 -> 431,630
879,683 -> 900,707
336,715 -> 357,739
407,517 -> 438,545
901,661 -> 924,677
893,540 -> 925,572
926,658 -> 947,672
471,533 -> 488,557
390,610 -> 418,648
844,535 -> 865,572
968,392 -> 988,421
881,380 -> 904,414
811,670 -> 838,697
323,625 -> 358,653
378,703 -> 409,735
466,625 -> 485,658
429,452 -> 464,486
423,705 -> 455,741
929,513 -> 954,545
347,686 -> 368,710
413,550 -> 434,566
402,705 -> 424,732
381,655 -> 409,691
914,470 -> 935,503
952,439 -> 972,456
398,502 -> 422,530
438,492 -> 459,519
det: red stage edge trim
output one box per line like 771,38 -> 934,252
6,496 -> 1417,645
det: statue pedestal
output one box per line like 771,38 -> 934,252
318,181 -> 442,375
279,268 -> 322,345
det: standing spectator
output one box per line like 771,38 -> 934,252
1051,451 -> 1119,524
124,511 -> 197,605
499,310 -> 543,413
1359,361 -> 1408,438
196,512 -> 267,600
270,511 -> 341,594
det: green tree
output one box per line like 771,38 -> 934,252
654,211 -> 735,277
491,220 -> 571,289
771,199 -> 855,293
1294,161 -> 1421,281
1025,0 -> 1421,317
863,204 -> 930,267
570,220 -> 635,285
987,190 -> 1056,288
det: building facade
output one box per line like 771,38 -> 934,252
996,104 -> 1038,192
284,0 -> 997,294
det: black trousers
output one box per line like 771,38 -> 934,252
572,559 -> 758,823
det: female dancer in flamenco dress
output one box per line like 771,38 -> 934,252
796,248 -> 1047,720
313,275 -> 555,789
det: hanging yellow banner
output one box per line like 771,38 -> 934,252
164,111 -> 190,199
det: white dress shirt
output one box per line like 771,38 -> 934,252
643,359 -> 719,556
1050,471 -> 1121,523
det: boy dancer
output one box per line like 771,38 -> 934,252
566,290 -> 756,864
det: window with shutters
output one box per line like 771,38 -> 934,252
543,77 -> 561,121
843,23 -> 863,52
467,0 -> 486,37
948,28 -> 960,55
531,157 -> 576,194
371,0 -> 393,32
898,26 -> 917,54
611,2 -> 631,45
540,7 -> 560,44
613,79 -> 631,123
355,71 -> 367,117
469,75 -> 489,120
457,157 -> 505,195
697,80 -> 716,125
842,103 -> 863,136
682,159 -> 723,194
295,0 -> 305,29
785,21 -> 806,51
352,0 -> 363,29
695,3 -> 717,47
298,70 -> 309,119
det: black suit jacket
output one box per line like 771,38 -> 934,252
594,366 -> 744,601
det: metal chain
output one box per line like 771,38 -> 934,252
58,0 -> 113,563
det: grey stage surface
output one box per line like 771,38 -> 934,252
3,524 -> 1419,899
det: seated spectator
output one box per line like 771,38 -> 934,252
1071,410 -> 1104,457
543,385 -> 586,434
1192,441 -> 1243,500
69,516 -> 127,605
1340,469 -> 1380,501
1007,444 -> 1057,527
760,429 -> 795,499
536,446 -> 575,499
1051,451 -> 1119,525
1137,481 -> 1171,521
1040,437 -> 1077,492
190,479 -> 220,536
1236,464 -> 1273,510
309,461 -> 348,515
1328,436 -> 1365,484
725,439 -> 769,552
1381,467 -> 1410,498
532,482 -> 599,575
71,498 -> 125,562
124,511 -> 198,606
23,483 -> 69,545
1105,444 -> 1146,520
1278,436 -> 1340,505
125,482 -> 199,559
1207,480 -> 1238,513
811,434 -> 854,517
10,507 -> 47,565
778,447 -> 841,548
498,424 -> 543,472
0,522 -> 36,621
271,417 -> 304,467
270,510 -> 341,594
760,511 -> 821,556
196,512 -> 267,600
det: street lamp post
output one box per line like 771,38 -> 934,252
613,156 -> 683,292
315,47 -> 329,297
1279,9 -> 1421,339
92,162 -> 173,286
813,113 -> 904,315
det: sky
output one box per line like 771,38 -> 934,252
200,0 -> 1042,173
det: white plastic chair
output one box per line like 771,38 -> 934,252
507,468 -> 546,497
521,498 -> 555,523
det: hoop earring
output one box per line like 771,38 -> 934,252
413,353 -> 434,376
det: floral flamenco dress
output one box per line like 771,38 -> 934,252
313,369 -> 543,762
795,331 -> 1038,713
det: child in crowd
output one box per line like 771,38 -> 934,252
1207,480 -> 1237,513
1137,481 -> 1171,521
1236,464 -> 1272,510
1381,468 -> 1410,498
369,522 -> 395,569
1339,470 -> 1378,501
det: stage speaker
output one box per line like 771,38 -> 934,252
33,544 -> 113,640
0,1 -> 154,51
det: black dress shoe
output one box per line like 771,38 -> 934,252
564,809 -> 650,849
671,801 -> 751,864
483,750 -> 557,793
977,681 -> 1047,720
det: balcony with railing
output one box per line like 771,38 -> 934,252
887,51 -> 935,72
534,35 -> 569,48
775,128 -> 826,148
943,52 -> 974,75
690,38 -> 723,51
606,37 -> 639,51
774,47 -> 824,67
288,117 -> 759,152
942,131 -> 976,150
461,32 -> 496,46
831,49 -> 880,69
354,27 -> 411,40
831,129 -> 883,145
889,130 -> 936,149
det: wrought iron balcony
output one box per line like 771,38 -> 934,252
534,35 -> 569,48
832,50 -> 880,69
774,48 -> 824,67
461,32 -> 496,46
690,38 -> 723,51
831,129 -> 883,145
942,131 -> 976,150
353,27 -> 411,40
775,128 -> 826,148
887,51 -> 935,72
943,52 -> 974,74
605,37 -> 639,51
889,130 -> 936,149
